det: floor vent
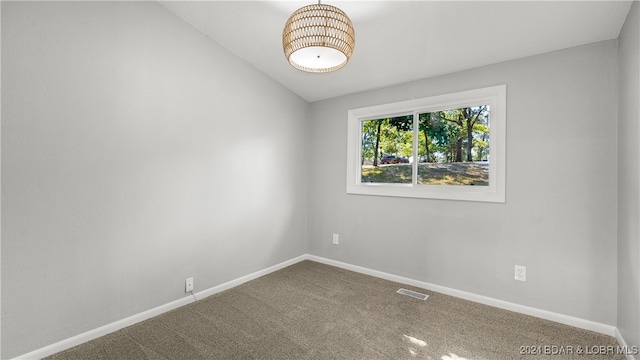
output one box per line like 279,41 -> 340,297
397,288 -> 429,301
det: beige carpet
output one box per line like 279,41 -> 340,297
47,260 -> 624,359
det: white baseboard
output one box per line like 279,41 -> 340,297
14,296 -> 194,360
194,254 -> 307,300
14,254 -> 307,360
615,327 -> 639,360
307,255 -> 618,337
16,253 -> 627,359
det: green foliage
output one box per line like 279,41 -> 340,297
361,120 -> 381,164
361,115 -> 413,166
360,106 -> 490,165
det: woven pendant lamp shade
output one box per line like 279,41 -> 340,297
283,4 -> 355,73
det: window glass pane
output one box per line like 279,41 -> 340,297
361,115 -> 413,184
417,106 -> 490,186
347,85 -> 505,202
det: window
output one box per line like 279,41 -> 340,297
346,85 -> 506,202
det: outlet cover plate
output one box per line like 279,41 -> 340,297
185,277 -> 194,292
332,234 -> 339,245
515,265 -> 526,282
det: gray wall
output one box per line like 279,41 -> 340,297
308,40 -> 619,325
1,2 -> 308,358
618,0 -> 640,356
1,1 -> 634,358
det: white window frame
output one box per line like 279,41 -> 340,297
346,85 -> 506,203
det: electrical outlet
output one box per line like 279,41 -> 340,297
185,277 -> 194,292
332,234 -> 339,245
515,265 -> 526,282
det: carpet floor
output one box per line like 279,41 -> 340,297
47,260 -> 624,359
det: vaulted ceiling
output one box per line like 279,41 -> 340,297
160,1 -> 632,102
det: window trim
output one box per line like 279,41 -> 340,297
346,85 -> 506,203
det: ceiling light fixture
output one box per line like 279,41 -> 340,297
282,2 -> 355,73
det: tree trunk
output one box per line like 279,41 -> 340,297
477,132 -> 487,161
466,120 -> 474,162
373,121 -> 382,167
423,129 -> 430,162
455,138 -> 463,162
